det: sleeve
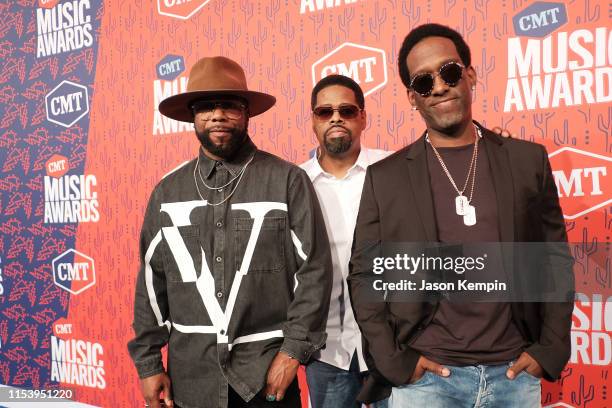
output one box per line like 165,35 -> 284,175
524,144 -> 575,380
278,169 -> 333,364
347,167 -> 420,386
127,186 -> 171,379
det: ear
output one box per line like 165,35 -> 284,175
360,109 -> 367,131
407,88 -> 417,110
466,66 -> 477,89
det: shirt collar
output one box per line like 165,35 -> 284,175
199,136 -> 257,179
303,147 -> 370,181
353,147 -> 370,171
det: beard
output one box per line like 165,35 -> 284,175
324,126 -> 353,155
195,126 -> 248,160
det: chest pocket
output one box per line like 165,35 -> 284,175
161,225 -> 201,283
234,217 -> 286,273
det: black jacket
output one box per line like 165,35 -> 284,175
348,126 -> 575,403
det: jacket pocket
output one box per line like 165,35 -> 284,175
161,225 -> 201,282
234,217 -> 286,273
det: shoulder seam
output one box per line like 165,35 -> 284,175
162,160 -> 190,179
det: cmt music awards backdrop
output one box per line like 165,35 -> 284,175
0,0 -> 610,407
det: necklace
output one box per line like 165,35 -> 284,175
197,147 -> 248,190
193,153 -> 254,206
426,124 -> 482,226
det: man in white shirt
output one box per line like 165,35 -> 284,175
300,75 -> 390,408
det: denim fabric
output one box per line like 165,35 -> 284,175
306,355 -> 389,408
388,363 -> 540,408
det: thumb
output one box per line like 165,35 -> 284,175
424,359 -> 450,377
162,377 -> 174,407
507,358 -> 528,380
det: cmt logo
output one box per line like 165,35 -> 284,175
53,318 -> 73,339
157,0 -> 210,20
156,55 -> 185,81
52,249 -> 96,295
549,147 -> 611,220
45,80 -> 89,128
38,0 -> 59,8
312,43 -> 387,97
46,154 -> 69,178
513,2 -> 567,37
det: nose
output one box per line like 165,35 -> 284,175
210,105 -> 228,121
330,109 -> 344,124
431,73 -> 449,96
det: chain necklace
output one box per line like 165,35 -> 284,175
193,153 -> 255,206
426,124 -> 482,226
197,147 -> 248,190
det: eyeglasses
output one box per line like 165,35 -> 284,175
192,100 -> 247,120
409,61 -> 465,97
312,104 -> 362,120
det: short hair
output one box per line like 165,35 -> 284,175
397,23 -> 471,89
311,75 -> 365,110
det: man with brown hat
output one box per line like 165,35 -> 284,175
128,56 -> 333,408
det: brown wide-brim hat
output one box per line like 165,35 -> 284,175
158,56 -> 276,122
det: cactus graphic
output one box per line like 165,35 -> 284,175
402,0 -> 421,29
368,2 -> 387,41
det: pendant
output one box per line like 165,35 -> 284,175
455,195 -> 469,216
463,205 -> 476,226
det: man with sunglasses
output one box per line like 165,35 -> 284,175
300,75 -> 390,408
348,24 -> 574,408
128,56 -> 333,408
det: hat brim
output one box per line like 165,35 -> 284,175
158,90 -> 276,122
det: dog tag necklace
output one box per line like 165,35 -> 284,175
426,125 -> 481,226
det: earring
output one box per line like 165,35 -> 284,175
411,106 -> 417,111
471,86 -> 476,91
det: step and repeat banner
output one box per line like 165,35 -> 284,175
0,0 -> 610,407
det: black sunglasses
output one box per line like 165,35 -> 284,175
191,100 -> 247,120
409,61 -> 465,97
313,104 -> 362,120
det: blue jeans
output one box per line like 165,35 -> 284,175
306,355 -> 388,408
389,362 -> 541,408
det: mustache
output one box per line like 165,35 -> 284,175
324,125 -> 350,137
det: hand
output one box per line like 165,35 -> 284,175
408,355 -> 450,384
492,126 -> 516,139
262,351 -> 300,401
140,372 -> 174,407
506,352 -> 544,380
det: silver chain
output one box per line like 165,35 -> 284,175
193,153 -> 254,206
196,147 -> 247,190
426,124 -> 482,204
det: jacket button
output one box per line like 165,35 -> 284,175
217,291 -> 223,298
216,221 -> 223,228
216,256 -> 222,262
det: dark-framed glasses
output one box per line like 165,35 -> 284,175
192,100 -> 247,120
312,104 -> 362,120
409,61 -> 465,97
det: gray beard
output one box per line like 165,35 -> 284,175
324,126 -> 353,155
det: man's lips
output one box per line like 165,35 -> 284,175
431,97 -> 458,107
208,127 -> 233,136
325,126 -> 349,138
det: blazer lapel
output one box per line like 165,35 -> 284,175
406,135 -> 438,242
481,128 -> 515,242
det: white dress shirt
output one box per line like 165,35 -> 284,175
301,147 -> 391,371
